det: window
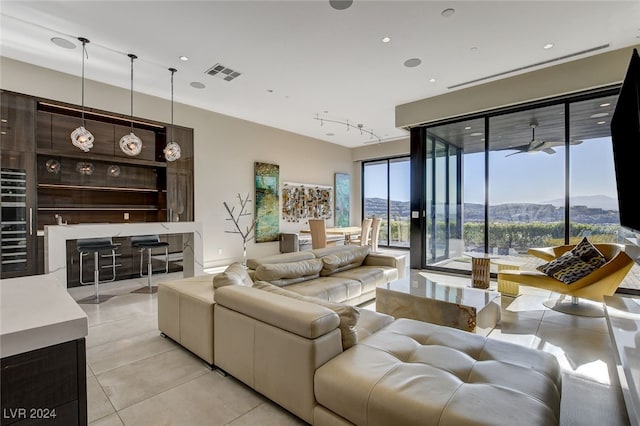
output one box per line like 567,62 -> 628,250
362,157 -> 410,248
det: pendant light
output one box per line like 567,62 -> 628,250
70,37 -> 94,152
163,67 -> 181,161
119,53 -> 142,156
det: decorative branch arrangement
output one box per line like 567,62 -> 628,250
223,193 -> 257,267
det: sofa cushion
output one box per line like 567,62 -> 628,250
213,263 -> 254,289
246,251 -> 315,270
329,266 -> 386,294
320,246 -> 370,276
285,276 -> 362,304
536,237 -> 606,284
253,281 -> 360,350
254,258 -> 323,286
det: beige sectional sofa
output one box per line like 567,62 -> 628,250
157,245 -> 406,365
214,284 -> 562,425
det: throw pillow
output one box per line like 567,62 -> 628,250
213,263 -> 254,289
253,280 -> 360,350
570,237 -> 607,267
320,245 -> 370,276
536,238 -> 606,284
255,259 -> 323,286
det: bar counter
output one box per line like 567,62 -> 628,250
44,221 -> 203,288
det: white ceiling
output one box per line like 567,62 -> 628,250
2,1 -> 639,148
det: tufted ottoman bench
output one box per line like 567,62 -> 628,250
314,318 -> 562,426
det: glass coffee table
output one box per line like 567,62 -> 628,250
376,271 -> 501,336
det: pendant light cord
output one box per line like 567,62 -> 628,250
128,54 -> 137,133
78,37 -> 90,127
169,67 -> 177,143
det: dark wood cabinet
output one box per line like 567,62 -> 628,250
1,91 -> 38,279
1,92 -> 35,153
0,339 -> 87,426
167,126 -> 194,222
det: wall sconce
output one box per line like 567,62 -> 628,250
107,165 -> 121,177
76,162 -> 94,176
45,159 -> 61,174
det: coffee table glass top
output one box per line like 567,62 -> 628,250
378,271 -> 500,311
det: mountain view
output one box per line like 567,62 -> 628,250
364,196 -> 620,225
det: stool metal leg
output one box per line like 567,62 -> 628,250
94,251 -> 100,303
147,247 -> 153,290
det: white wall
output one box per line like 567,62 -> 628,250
1,57 -> 364,267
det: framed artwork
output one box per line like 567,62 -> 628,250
282,182 -> 332,223
334,173 -> 350,227
254,162 -> 280,243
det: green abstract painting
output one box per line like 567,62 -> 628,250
334,173 -> 350,227
255,162 -> 280,243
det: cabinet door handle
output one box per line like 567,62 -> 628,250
29,207 -> 33,236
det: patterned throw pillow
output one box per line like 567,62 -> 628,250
536,238 -> 606,284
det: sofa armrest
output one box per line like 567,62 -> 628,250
363,252 -> 407,279
214,285 -> 340,339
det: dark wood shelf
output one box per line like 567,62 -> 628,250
36,148 -> 167,168
38,206 -> 158,211
38,183 -> 159,193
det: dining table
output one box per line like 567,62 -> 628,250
299,226 -> 362,244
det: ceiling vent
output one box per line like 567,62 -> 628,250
448,43 -> 610,90
205,63 -> 242,82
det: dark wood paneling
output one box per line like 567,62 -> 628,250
167,127 -> 194,222
1,92 -> 35,153
36,111 -> 52,150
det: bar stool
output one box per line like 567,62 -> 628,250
130,235 -> 170,294
76,237 -> 118,304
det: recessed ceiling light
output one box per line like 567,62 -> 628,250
329,0 -> 353,10
470,132 -> 483,137
428,78 -> 436,83
404,58 -> 422,68
464,126 -> 471,130
590,112 -> 609,118
382,36 -> 391,43
543,43 -> 554,49
600,103 -> 611,107
323,110 -> 329,113
266,89 -> 274,93
441,8 -> 455,18
51,37 -> 76,49
597,121 -> 606,125
470,46 -> 478,52
179,56 -> 189,61
190,82 -> 206,89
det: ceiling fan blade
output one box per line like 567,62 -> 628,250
505,150 -> 525,157
542,147 -> 557,155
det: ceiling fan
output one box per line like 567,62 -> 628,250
505,119 -> 581,157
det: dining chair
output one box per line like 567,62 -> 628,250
350,218 -> 372,246
369,217 -> 382,252
309,219 -> 331,249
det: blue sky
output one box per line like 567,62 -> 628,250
364,137 -> 617,205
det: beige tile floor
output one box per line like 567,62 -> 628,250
69,268 -> 633,426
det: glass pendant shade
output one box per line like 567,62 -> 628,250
71,126 -> 94,151
163,141 -> 181,161
120,53 -> 142,156
119,132 -> 142,156
71,37 -> 94,152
